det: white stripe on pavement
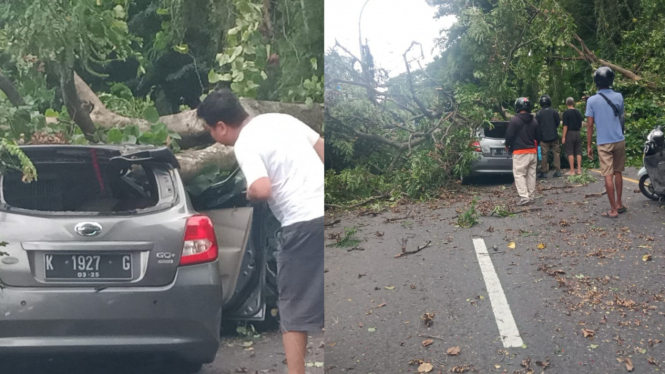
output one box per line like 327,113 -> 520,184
472,238 -> 524,348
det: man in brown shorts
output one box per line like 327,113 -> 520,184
585,66 -> 626,218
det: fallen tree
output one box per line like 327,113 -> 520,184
5,73 -> 324,182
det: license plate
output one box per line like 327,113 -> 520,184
44,254 -> 132,280
493,148 -> 506,156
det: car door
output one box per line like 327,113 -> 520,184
191,169 -> 269,321
203,207 -> 254,307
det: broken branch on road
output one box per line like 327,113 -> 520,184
395,240 -> 432,258
385,208 -> 413,223
585,190 -> 607,198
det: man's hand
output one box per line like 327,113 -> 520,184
587,146 -> 594,160
562,137 -> 566,145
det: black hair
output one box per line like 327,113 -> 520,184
196,89 -> 249,127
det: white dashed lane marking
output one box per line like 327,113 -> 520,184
472,238 -> 524,348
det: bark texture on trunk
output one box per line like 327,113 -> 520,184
62,69 -> 97,139
0,71 -> 24,107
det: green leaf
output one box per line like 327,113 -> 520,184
368,327 -> 376,332
156,8 -> 169,16
305,97 -> 314,108
107,128 -> 123,144
260,71 -> 268,80
235,72 -> 245,82
310,57 -> 318,71
142,106 -> 160,124
173,44 -> 189,54
113,5 -> 125,19
123,135 -> 138,144
138,132 -> 155,144
44,109 -> 58,118
521,343 -> 527,349
208,70 -> 222,84
227,27 -> 239,35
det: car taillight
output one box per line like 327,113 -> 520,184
180,215 -> 218,266
471,141 -> 482,152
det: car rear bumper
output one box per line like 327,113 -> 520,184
0,262 -> 222,363
468,155 -> 513,176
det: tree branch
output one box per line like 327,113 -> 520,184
0,71 -> 24,107
402,42 -> 434,119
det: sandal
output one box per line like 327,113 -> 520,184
617,206 -> 628,214
601,211 -> 619,219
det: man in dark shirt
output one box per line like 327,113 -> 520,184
562,97 -> 584,175
536,94 -> 562,178
505,97 -> 541,205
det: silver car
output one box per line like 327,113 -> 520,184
462,121 -> 513,184
0,145 -> 259,371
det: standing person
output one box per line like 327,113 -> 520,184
197,89 -> 324,374
562,97 -> 584,175
505,97 -> 540,206
586,66 -> 626,218
536,94 -> 562,178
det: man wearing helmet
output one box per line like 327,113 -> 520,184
505,97 -> 541,205
536,94 -> 562,178
585,66 -> 626,218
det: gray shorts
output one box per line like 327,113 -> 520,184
276,217 -> 324,332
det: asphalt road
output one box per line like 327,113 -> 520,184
0,330 -> 324,374
325,167 -> 665,373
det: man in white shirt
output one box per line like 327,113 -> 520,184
197,89 -> 324,374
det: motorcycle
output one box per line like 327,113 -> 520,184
638,125 -> 665,201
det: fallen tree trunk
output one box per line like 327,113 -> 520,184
36,73 -> 324,182
176,143 -> 236,182
73,73 -> 324,149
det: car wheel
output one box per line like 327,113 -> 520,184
639,174 -> 660,201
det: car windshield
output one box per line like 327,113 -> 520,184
1,154 -> 161,214
483,121 -> 508,139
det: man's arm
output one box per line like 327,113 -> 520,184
314,137 -> 324,162
562,124 -> 568,144
247,177 -> 272,201
504,120 -> 516,151
586,116 -> 595,159
554,110 -> 561,127
235,143 -> 272,202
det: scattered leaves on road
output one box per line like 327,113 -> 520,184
450,365 -> 471,373
507,241 -> 516,249
625,357 -> 634,371
536,358 -> 550,368
385,286 -> 395,290
537,243 -> 546,249
422,339 -> 434,347
447,346 -> 461,356
422,312 -> 435,327
417,362 -> 434,373
367,327 -> 376,332
582,328 -> 595,338
643,254 -> 652,261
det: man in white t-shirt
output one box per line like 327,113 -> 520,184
197,89 -> 324,374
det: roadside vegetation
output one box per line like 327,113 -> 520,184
325,0 -> 665,208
